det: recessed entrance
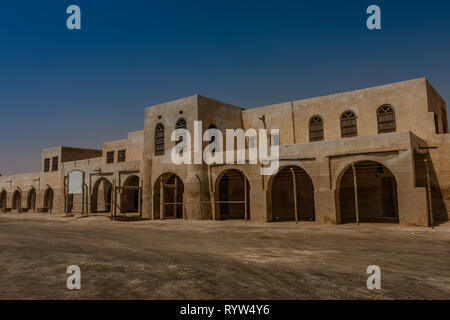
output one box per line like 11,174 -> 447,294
44,187 -> 54,213
338,161 -> 399,223
91,178 -> 112,213
217,169 -> 250,220
153,173 -> 184,219
270,166 -> 315,222
27,188 -> 36,212
121,175 -> 140,213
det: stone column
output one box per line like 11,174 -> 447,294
140,159 -> 153,219
313,190 -> 338,224
249,189 -> 267,222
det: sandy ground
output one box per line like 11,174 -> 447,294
0,213 -> 449,300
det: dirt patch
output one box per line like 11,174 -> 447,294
0,213 -> 449,299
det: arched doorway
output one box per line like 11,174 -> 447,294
217,169 -> 250,220
91,178 -> 112,213
12,190 -> 21,212
338,161 -> 399,223
121,175 -> 140,213
44,187 -> 54,213
0,189 -> 6,212
153,173 -> 184,219
270,166 -> 315,222
27,188 -> 36,212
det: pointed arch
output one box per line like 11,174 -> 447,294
43,187 -> 54,213
0,189 -> 7,212
12,189 -> 21,212
27,188 -> 37,212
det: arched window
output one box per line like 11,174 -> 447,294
442,107 -> 449,133
309,116 -> 324,142
155,123 -> 165,156
175,118 -> 187,145
377,105 -> 396,134
208,124 -> 217,152
434,113 -> 439,134
208,124 -> 217,142
175,118 -> 187,129
340,110 -> 357,138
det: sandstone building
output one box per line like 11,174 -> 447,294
1,78 -> 449,226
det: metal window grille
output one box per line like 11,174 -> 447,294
44,158 -> 50,172
155,123 -> 165,156
51,157 -> 58,171
175,118 -> 187,145
118,150 -> 126,162
309,116 -> 324,142
377,105 -> 396,134
341,111 -> 357,138
106,151 -> 115,163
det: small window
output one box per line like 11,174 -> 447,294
176,118 -> 187,129
377,105 -> 396,134
441,107 -> 448,134
155,123 -> 165,156
340,110 -> 357,138
106,151 -> 115,163
434,113 -> 439,134
44,158 -> 50,172
51,156 -> 59,171
118,150 -> 126,162
208,124 -> 217,152
309,116 -> 324,142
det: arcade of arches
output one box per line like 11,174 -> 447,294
0,161 -> 417,226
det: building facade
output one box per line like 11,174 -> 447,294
1,78 -> 449,226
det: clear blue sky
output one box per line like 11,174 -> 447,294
1,0 -> 449,175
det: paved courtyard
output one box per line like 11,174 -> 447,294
0,213 -> 449,300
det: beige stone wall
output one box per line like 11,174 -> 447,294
426,80 -> 448,135
143,95 -> 199,159
207,131 -> 431,226
102,130 -> 144,164
62,156 -> 141,214
242,78 -> 442,145
427,134 -> 450,222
